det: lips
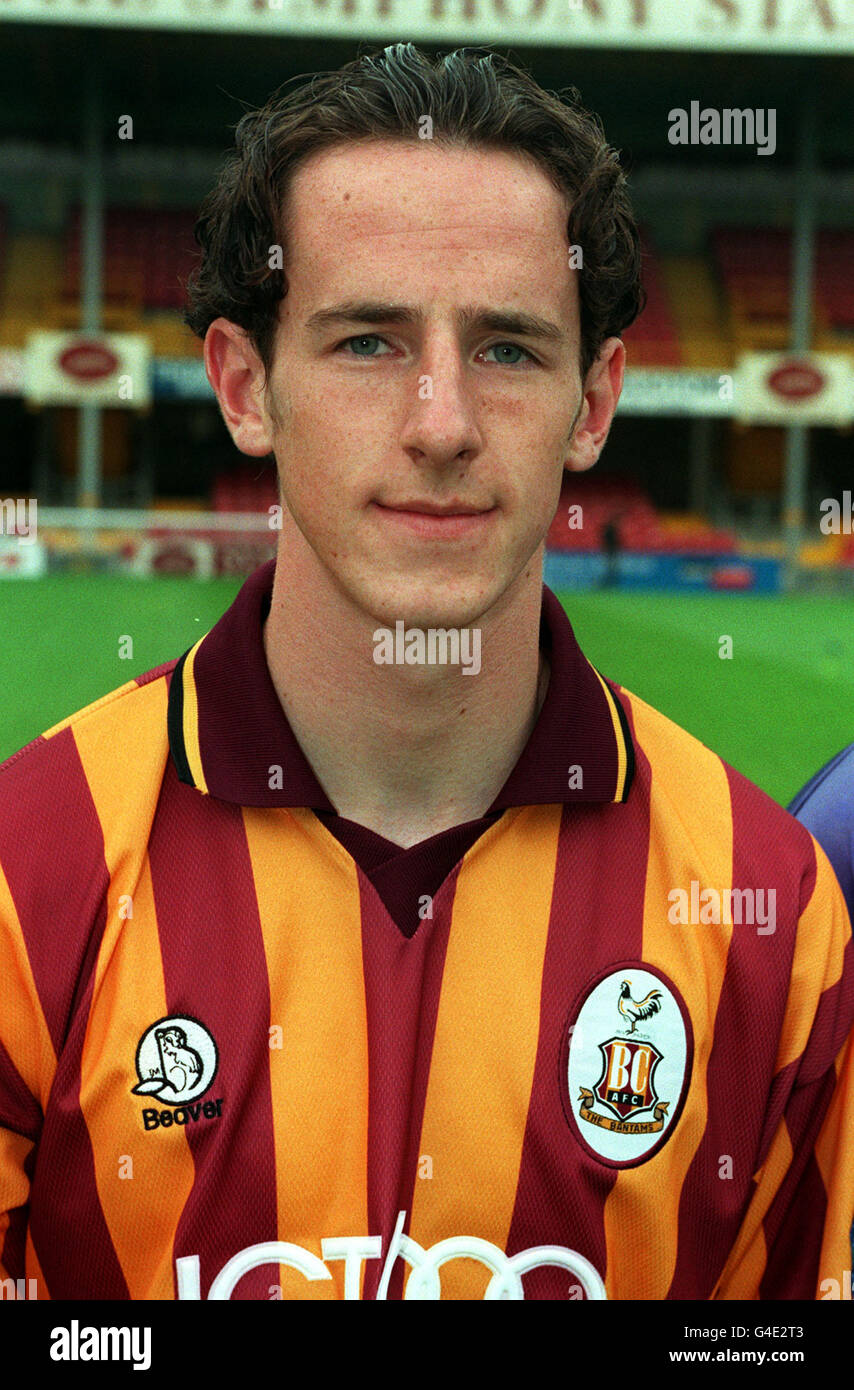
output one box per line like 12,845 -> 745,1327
378,500 -> 490,516
372,501 -> 496,539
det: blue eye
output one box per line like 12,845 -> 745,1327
483,342 -> 535,366
335,335 -> 535,365
337,335 -> 390,356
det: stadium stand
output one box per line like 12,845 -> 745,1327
816,229 -> 854,340
0,203 -> 202,353
212,464 -> 278,515
545,472 -> 738,553
710,225 -> 854,355
659,255 -> 731,368
62,204 -> 199,310
619,228 -> 683,367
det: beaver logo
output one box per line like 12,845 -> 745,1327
132,1015 -> 218,1106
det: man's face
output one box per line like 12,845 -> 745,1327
218,138 -> 623,630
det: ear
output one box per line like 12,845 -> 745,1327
203,317 -> 276,458
564,337 -> 626,473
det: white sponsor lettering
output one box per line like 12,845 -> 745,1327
175,1213 -> 606,1300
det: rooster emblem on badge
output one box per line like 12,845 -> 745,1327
618,979 -> 663,1034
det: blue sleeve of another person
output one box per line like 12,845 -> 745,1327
789,741 -> 854,1275
788,743 -> 854,927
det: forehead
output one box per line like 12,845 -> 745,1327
284,138 -> 572,278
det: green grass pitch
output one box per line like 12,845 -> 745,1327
1,575 -> 853,810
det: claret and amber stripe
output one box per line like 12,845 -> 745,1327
406,805 -> 560,1298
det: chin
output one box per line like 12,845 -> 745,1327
361,573 -> 507,635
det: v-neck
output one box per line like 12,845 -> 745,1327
313,807 -> 505,937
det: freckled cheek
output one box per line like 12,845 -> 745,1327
280,442 -> 361,546
508,448 -> 566,539
285,382 -> 372,452
274,399 -> 338,491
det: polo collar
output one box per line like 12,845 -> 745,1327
168,559 -> 634,809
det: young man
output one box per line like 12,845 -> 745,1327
1,44 -> 852,1302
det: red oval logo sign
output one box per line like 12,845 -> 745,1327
57,340 -> 119,382
766,359 -> 825,401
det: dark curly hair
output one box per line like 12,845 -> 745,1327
183,42 -> 645,390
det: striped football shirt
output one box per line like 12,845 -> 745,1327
1,558 -> 852,1300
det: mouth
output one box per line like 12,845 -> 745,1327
379,498 -> 491,516
372,501 -> 497,539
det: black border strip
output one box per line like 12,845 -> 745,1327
166,648 -> 194,788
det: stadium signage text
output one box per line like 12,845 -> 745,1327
2,0 -> 854,55
175,1216 -> 608,1300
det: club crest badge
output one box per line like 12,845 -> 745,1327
561,965 -> 693,1167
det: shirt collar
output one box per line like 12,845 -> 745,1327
168,558 -> 634,809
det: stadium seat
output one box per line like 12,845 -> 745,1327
621,228 -> 683,367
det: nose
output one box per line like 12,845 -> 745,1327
398,334 -> 483,468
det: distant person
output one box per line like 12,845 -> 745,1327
600,511 -> 622,587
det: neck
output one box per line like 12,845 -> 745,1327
262,539 -> 549,849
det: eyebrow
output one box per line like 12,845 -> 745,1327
304,300 -> 567,344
